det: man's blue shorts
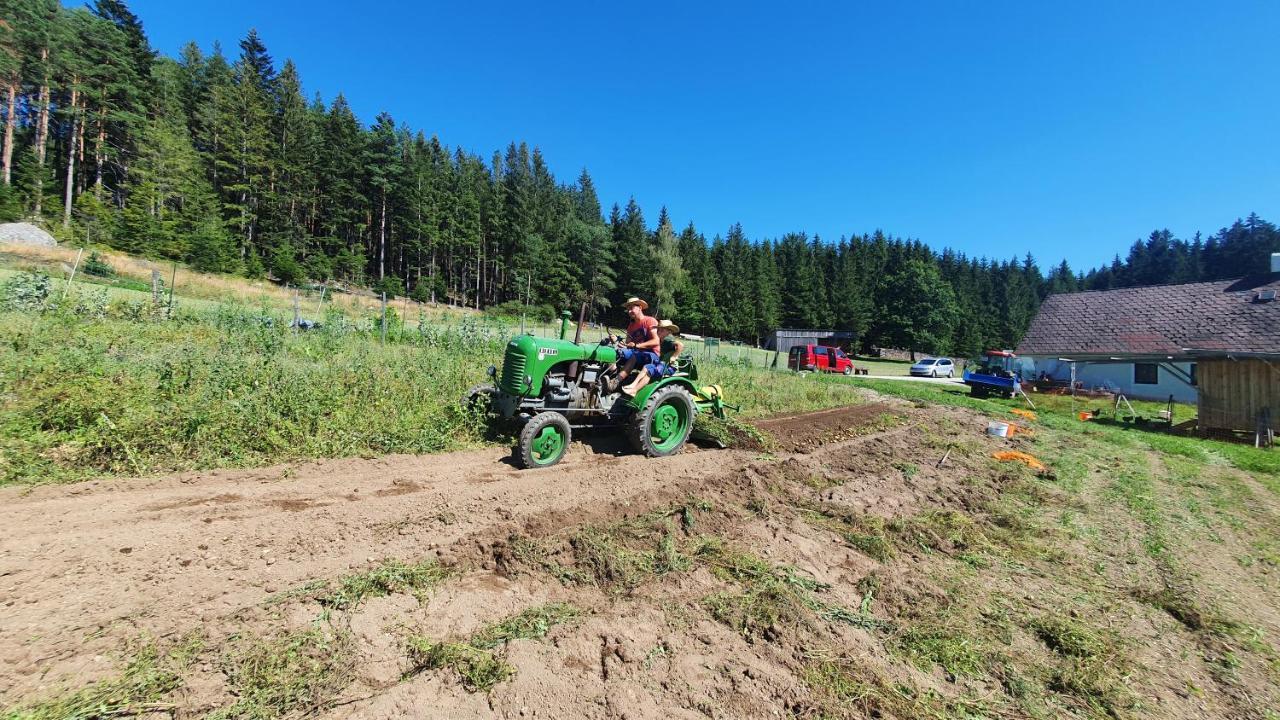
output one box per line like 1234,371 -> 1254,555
618,347 -> 658,367
644,361 -> 673,378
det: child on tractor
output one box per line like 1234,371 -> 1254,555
622,319 -> 683,396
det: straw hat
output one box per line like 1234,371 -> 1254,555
622,297 -> 649,310
657,319 -> 681,335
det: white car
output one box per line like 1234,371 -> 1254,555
909,357 -> 955,378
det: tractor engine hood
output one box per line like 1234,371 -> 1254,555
498,335 -> 619,395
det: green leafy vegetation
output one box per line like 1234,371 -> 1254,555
0,274 -> 869,485
0,295 -> 500,485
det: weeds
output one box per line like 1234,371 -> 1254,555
691,414 -> 773,450
510,499 -> 713,593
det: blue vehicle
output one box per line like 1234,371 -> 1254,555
963,350 -> 1023,398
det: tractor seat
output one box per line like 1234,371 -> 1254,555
669,353 -> 694,378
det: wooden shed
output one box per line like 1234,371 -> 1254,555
1197,357 -> 1280,436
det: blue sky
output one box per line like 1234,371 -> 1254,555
126,0 -> 1279,272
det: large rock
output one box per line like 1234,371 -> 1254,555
0,222 -> 57,248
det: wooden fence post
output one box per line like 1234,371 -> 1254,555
167,263 -> 177,315
151,269 -> 161,304
380,292 -> 388,344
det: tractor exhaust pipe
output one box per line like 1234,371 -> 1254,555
573,299 -> 588,344
559,310 -> 572,340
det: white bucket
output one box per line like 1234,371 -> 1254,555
987,421 -> 1010,438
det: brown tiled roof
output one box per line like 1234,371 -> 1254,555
1016,273 -> 1280,358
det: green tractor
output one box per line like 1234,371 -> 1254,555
467,312 -> 734,468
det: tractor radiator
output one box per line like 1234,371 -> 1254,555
500,346 -> 528,394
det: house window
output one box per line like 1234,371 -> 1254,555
1134,363 -> 1158,385
1189,363 -> 1197,386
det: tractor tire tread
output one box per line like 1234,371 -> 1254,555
628,385 -> 694,458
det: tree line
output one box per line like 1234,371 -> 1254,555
2,1 -> 1276,355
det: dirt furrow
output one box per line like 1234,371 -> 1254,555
0,438 -> 748,699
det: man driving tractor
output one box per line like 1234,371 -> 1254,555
622,319 -> 683,396
608,297 -> 660,388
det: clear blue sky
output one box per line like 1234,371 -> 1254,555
126,0 -> 1279,272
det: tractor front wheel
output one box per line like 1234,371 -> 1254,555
463,383 -> 494,413
516,412 -> 572,469
626,385 -> 694,458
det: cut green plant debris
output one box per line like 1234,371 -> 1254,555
405,640 -> 514,693
892,622 -> 987,680
692,414 -> 774,450
469,602 -> 580,649
697,540 -> 882,638
406,603 -> 580,692
319,559 -> 451,610
1,636 -> 202,720
802,655 -> 999,719
802,508 -> 895,562
511,499 -> 714,593
1033,619 -> 1134,715
210,625 -> 355,720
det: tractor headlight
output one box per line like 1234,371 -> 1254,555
487,364 -> 497,378
525,375 -> 533,389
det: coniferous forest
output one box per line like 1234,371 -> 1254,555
2,1 -> 1278,355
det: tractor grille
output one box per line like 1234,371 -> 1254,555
499,346 -> 528,394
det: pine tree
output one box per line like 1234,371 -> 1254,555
751,241 -> 782,344
364,111 -> 401,283
649,207 -> 684,318
611,197 -> 648,306
877,257 -> 958,356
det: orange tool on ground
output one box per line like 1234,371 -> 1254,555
992,450 -> 1047,472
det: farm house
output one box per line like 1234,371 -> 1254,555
1017,255 -> 1280,437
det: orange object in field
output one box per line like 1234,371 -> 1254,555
992,450 -> 1047,472
1010,408 -> 1037,421
1077,411 -> 1091,421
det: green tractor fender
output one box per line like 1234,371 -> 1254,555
626,376 -> 698,411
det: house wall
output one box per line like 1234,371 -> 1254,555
1024,356 -> 1199,404
1198,358 -> 1280,433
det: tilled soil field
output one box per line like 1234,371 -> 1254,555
3,397 -> 1278,719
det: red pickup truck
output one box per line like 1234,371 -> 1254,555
787,344 -> 855,375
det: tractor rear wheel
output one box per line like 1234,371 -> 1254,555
516,412 -> 572,469
626,385 -> 694,458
